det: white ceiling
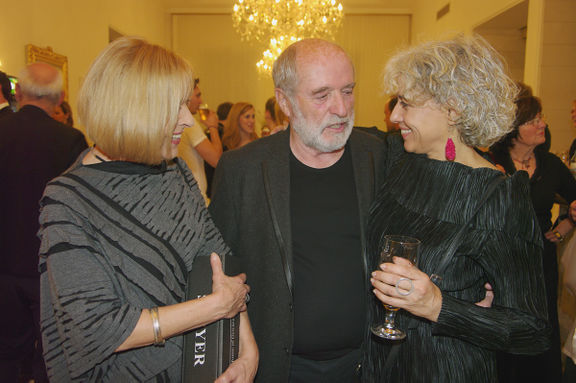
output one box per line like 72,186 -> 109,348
162,0 -> 417,12
474,1 -> 528,32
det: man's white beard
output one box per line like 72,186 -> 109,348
290,104 -> 354,153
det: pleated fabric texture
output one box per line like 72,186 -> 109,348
38,156 -> 228,382
363,136 -> 550,383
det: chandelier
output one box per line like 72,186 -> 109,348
232,0 -> 344,73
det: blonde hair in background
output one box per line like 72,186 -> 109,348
222,102 -> 257,150
383,34 -> 518,147
78,37 -> 193,164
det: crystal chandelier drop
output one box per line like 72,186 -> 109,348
232,0 -> 344,74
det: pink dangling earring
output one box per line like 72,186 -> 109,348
445,138 -> 456,161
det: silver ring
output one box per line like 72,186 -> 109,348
245,293 -> 251,304
395,278 -> 414,296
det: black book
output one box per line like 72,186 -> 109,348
182,254 -> 240,382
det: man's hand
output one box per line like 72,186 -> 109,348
200,109 -> 219,130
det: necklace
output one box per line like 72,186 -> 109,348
511,153 -> 534,170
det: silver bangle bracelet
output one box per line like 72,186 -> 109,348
149,307 -> 165,347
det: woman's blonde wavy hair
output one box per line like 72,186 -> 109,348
78,37 -> 193,164
222,102 -> 257,150
383,34 -> 518,147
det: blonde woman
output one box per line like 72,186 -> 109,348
38,37 -> 257,382
222,102 -> 257,150
365,35 -> 549,382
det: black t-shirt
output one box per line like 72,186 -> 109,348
290,147 -> 366,360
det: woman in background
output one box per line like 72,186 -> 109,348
38,37 -> 257,382
222,102 -> 257,150
365,35 -> 549,382
490,95 -> 576,383
51,100 -> 74,126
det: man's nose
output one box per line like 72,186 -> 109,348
330,93 -> 348,118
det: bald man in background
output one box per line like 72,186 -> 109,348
0,62 -> 87,382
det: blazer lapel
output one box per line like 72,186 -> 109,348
350,132 -> 376,226
261,130 -> 294,295
349,132 -> 376,282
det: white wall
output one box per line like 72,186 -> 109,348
172,13 -> 411,131
540,0 -> 576,154
0,0 -> 168,135
411,0 -> 526,39
411,0 -> 576,153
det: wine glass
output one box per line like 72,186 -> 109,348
371,234 -> 420,340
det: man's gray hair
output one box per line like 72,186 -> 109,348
18,64 -> 63,104
272,42 -> 299,96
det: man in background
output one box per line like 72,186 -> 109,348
177,78 -> 223,203
204,101 -> 234,198
0,62 -> 88,382
0,71 -> 15,119
217,101 -> 233,129
209,39 -> 387,382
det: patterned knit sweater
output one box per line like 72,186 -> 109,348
38,155 -> 228,382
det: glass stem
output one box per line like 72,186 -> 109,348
384,309 -> 397,329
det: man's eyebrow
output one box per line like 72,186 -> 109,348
311,87 -> 331,96
310,83 -> 355,96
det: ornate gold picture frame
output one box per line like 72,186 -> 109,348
25,44 -> 68,101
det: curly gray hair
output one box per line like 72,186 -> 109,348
383,34 -> 518,147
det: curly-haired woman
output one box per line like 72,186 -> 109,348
364,35 -> 550,382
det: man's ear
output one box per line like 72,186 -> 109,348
15,83 -> 22,103
275,88 -> 293,119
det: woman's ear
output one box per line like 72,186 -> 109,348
447,107 -> 460,123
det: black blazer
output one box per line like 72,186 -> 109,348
0,104 -> 13,120
0,105 -> 88,277
209,128 -> 388,382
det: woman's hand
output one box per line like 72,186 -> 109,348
216,312 -> 258,383
210,253 -> 250,319
371,257 -> 442,322
215,356 -> 256,383
570,201 -> 576,223
545,218 -> 574,243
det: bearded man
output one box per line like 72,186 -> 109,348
209,38 -> 387,383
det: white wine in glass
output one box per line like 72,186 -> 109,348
371,234 -> 420,340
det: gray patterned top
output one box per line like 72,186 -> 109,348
38,154 -> 228,382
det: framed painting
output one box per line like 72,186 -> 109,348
25,44 -> 68,101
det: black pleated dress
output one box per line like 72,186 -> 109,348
363,136 -> 550,383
